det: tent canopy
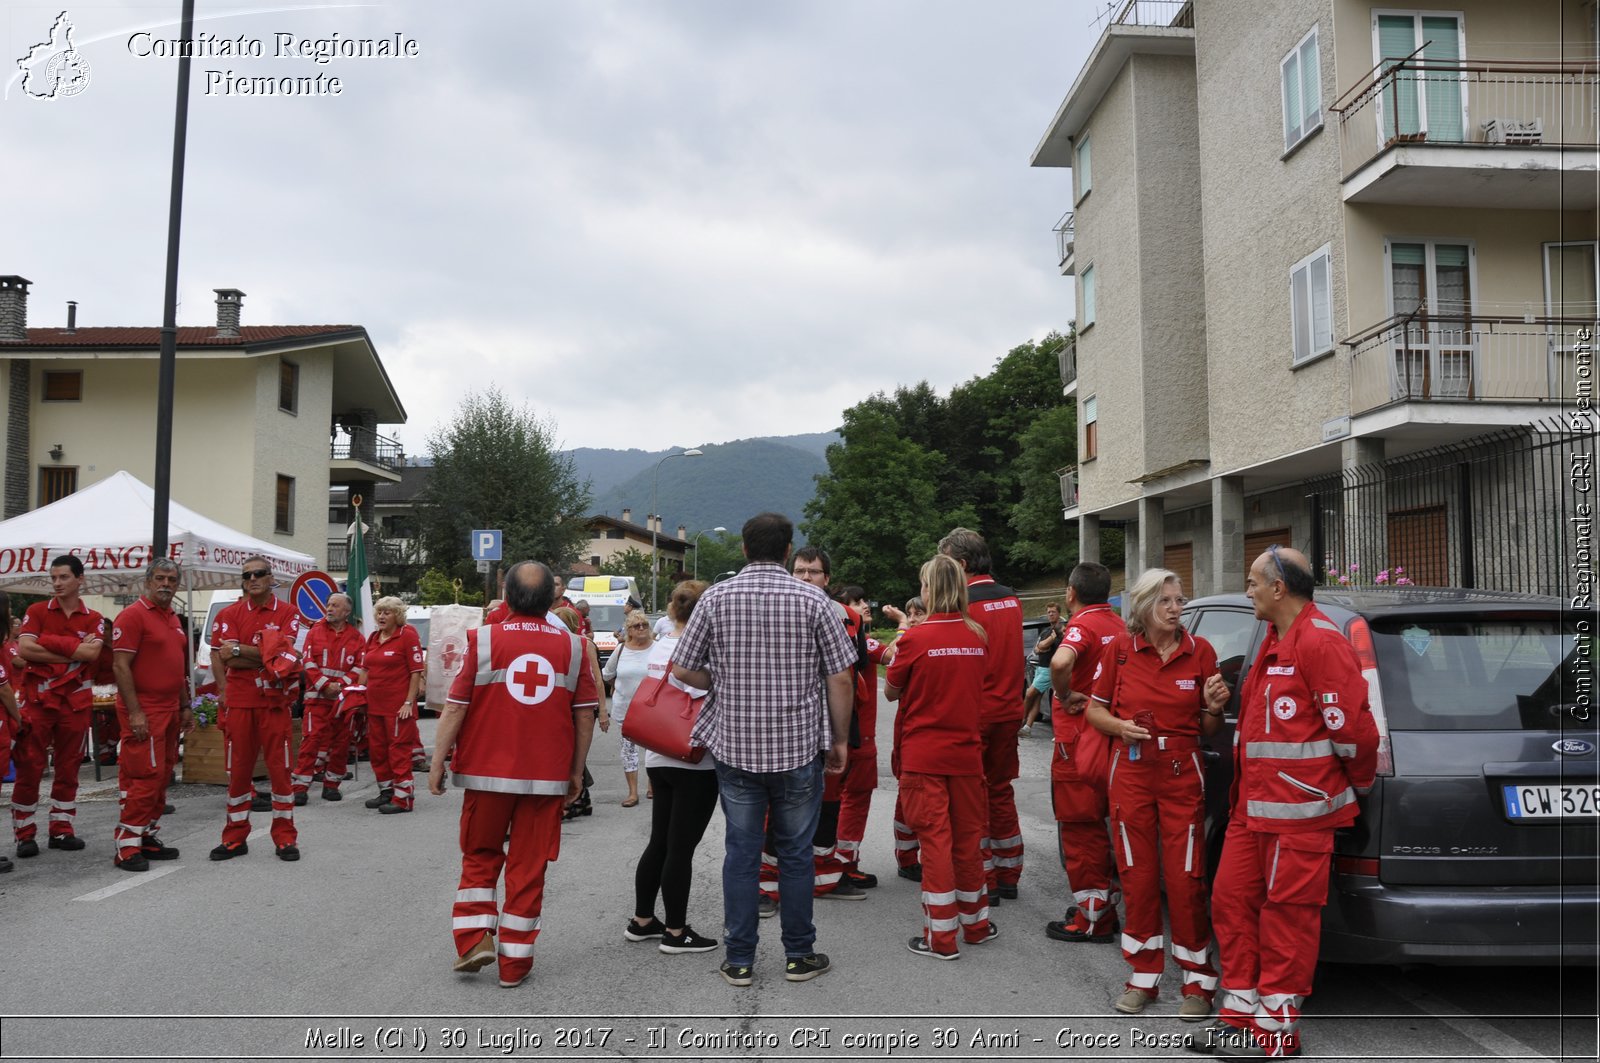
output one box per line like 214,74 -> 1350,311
0,470 -> 316,595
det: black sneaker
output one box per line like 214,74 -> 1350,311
377,802 -> 412,815
659,926 -> 719,954
784,953 -> 831,982
276,844 -> 301,861
966,921 -> 1000,945
321,787 -> 343,802
209,841 -> 248,861
820,880 -> 866,901
293,791 -> 308,807
907,935 -> 960,960
163,803 -> 176,814
251,793 -> 271,812
140,838 -> 180,860
115,851 -> 150,873
364,789 -> 394,809
996,882 -> 1019,900
15,839 -> 39,859
0,855 -> 12,873
624,916 -> 666,942
719,961 -> 754,987
897,864 -> 922,882
842,868 -> 879,889
987,890 -> 1001,907
47,835 -> 86,851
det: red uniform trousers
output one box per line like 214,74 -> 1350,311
221,705 -> 297,849
1211,826 -> 1333,1056
900,771 -> 990,955
402,713 -> 425,766
891,793 -> 921,869
1051,739 -> 1117,933
834,753 -> 876,869
367,714 -> 415,809
451,790 -> 564,985
979,720 -> 1023,890
114,710 -> 179,860
11,700 -> 89,842
1108,740 -> 1217,1001
291,700 -> 352,795
760,774 -> 850,898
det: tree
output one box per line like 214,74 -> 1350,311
416,567 -> 485,607
687,529 -> 744,583
416,387 -> 592,588
1007,403 -> 1078,578
601,547 -> 657,597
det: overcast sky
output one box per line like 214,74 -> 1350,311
3,0 -> 1098,453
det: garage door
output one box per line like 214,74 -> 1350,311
1244,528 -> 1292,564
1387,505 -> 1449,586
1163,542 -> 1194,595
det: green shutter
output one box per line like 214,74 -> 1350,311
1300,35 -> 1320,126
1420,16 -> 1463,141
1378,15 -> 1421,137
1283,49 -> 1303,144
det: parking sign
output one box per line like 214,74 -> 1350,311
470,529 -> 502,562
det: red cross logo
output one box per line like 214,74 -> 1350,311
505,652 -> 556,705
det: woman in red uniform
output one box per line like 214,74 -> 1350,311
885,554 -> 995,960
1088,568 -> 1228,1020
363,597 -> 425,814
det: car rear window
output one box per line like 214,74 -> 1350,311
588,604 -> 627,632
1371,616 -> 1587,731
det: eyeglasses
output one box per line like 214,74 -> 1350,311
242,569 -> 271,581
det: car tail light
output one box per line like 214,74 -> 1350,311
1334,855 -> 1380,877
1346,617 -> 1393,777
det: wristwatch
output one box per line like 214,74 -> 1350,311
231,644 -> 241,658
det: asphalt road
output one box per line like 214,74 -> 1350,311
0,709 -> 1593,1063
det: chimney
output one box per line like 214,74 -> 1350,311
653,515 -> 663,533
0,276 -> 32,342
214,288 -> 245,338
677,525 -> 686,540
621,507 -> 632,524
65,301 -> 76,333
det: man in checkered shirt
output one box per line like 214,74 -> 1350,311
672,512 -> 857,987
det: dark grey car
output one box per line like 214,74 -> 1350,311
1184,588 -> 1595,966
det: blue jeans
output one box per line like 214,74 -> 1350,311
714,755 -> 824,966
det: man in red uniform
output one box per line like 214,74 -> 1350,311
209,557 -> 302,862
294,592 -> 365,804
0,592 -> 23,873
1045,561 -> 1126,942
834,585 -> 887,890
938,527 -> 1024,903
12,554 -> 103,857
110,559 -> 192,871
1189,547 -> 1377,1059
429,561 -> 597,989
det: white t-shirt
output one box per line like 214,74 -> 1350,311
652,615 -> 674,640
643,633 -> 713,771
602,643 -> 653,721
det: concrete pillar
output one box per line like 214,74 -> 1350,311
1339,437 -> 1386,581
1211,476 -> 1245,597
1139,495 -> 1165,575
1079,513 -> 1101,565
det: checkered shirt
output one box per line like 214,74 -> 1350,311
673,561 -> 859,773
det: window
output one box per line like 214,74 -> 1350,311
1375,12 -> 1465,143
1080,264 -> 1096,328
1386,238 -> 1476,398
1281,26 -> 1322,151
275,474 -> 295,535
1075,135 -> 1092,202
278,359 -> 299,414
1082,395 -> 1098,461
1290,244 -> 1333,364
42,371 -> 81,402
38,466 -> 76,506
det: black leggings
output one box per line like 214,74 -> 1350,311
634,766 -> 720,928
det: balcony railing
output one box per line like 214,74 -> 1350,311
1057,338 -> 1078,390
1053,210 -> 1075,269
1331,55 -> 1600,180
1058,466 -> 1079,513
326,537 -> 411,572
330,426 -> 404,472
1346,312 -> 1596,415
1097,0 -> 1192,29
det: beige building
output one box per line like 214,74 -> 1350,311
582,509 -> 691,576
0,277 -> 406,572
1033,0 -> 1597,597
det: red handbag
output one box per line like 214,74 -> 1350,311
621,673 -> 707,764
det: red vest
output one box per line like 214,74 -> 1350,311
450,619 -> 592,795
303,620 -> 365,703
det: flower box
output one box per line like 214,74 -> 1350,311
180,717 -> 303,785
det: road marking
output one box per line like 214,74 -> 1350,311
73,863 -> 184,902
1376,973 -> 1554,1061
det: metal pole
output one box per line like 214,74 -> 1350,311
151,0 -> 196,557
650,465 -> 661,612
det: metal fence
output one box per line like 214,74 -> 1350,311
1305,417 -> 1591,597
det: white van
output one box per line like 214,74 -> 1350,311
563,589 -> 632,664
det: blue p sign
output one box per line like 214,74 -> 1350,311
470,529 -> 503,561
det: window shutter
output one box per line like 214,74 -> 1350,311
1299,34 -> 1320,130
1291,261 -> 1311,362
1310,252 -> 1332,354
1282,49 -> 1303,146
1082,265 -> 1096,325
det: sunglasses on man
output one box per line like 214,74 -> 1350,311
242,568 -> 272,582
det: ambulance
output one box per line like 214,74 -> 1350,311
563,575 -> 637,665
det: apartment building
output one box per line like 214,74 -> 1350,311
1033,0 -> 1597,597
0,276 -> 407,571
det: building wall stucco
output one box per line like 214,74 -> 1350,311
251,351 -> 333,565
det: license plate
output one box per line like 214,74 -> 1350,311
1503,783 -> 1600,819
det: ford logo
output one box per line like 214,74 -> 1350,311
1553,739 -> 1596,756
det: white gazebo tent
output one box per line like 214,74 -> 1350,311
0,470 -> 316,596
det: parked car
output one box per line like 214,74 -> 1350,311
1184,587 -> 1594,966
1021,613 -> 1061,720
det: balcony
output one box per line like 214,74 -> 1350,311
325,537 -> 412,573
1331,56 -> 1600,209
1053,210 -> 1076,276
1058,337 -> 1078,395
1058,466 -> 1079,518
1346,312 -> 1594,417
329,426 -> 404,483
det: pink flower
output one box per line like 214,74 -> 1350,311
1350,562 -> 1360,572
1397,577 -> 1413,586
1338,575 -> 1350,585
1375,570 -> 1390,584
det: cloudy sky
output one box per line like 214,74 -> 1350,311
3,0 -> 1098,453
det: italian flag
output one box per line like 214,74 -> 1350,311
348,510 -> 377,637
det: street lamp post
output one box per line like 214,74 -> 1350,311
651,448 -> 703,611
692,526 -> 728,580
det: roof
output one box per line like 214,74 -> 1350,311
373,463 -> 432,505
586,513 -> 690,549
7,325 -> 359,347
1031,23 -> 1195,166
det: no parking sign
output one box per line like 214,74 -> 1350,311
291,570 -> 339,623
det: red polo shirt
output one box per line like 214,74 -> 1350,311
19,598 -> 105,711
210,596 -> 301,709
1091,628 -> 1219,737
886,614 -> 986,776
966,575 -> 1024,725
364,624 -> 425,717
112,596 -> 189,714
1051,602 -> 1127,744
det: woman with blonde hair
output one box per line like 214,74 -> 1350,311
884,554 -> 995,959
363,596 -> 425,814
1087,569 -> 1228,1019
602,610 -> 655,807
